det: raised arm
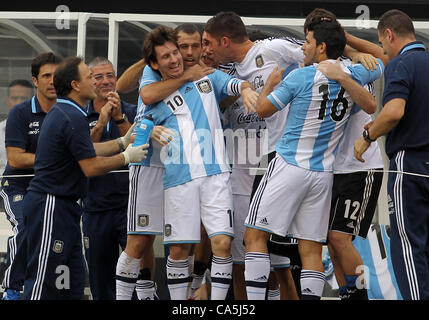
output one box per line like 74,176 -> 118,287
140,64 -> 214,105
345,31 -> 390,67
116,59 -> 146,94
256,66 -> 284,118
317,59 -> 377,114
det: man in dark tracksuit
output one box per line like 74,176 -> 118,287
22,56 -> 147,300
1,53 -> 62,300
354,9 -> 429,300
82,57 -> 136,300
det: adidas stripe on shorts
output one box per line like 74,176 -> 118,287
127,165 -> 164,235
245,155 -> 333,243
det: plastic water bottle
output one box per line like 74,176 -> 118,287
133,114 -> 154,147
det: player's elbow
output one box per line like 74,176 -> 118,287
140,88 -> 157,106
256,101 -> 277,118
82,167 -> 98,178
79,158 -> 103,178
365,100 -> 377,114
115,81 -> 130,94
257,109 -> 274,118
8,159 -> 20,170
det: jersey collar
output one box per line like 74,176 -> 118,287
399,41 -> 426,55
56,97 -> 87,116
86,100 -> 97,116
31,96 -> 45,114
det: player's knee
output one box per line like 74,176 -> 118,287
169,243 -> 192,260
243,227 -> 269,249
210,235 -> 231,255
298,239 -> 323,260
328,231 -> 352,253
125,235 -> 150,258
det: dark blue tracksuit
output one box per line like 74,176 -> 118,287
1,96 -> 47,292
82,101 -> 136,300
383,41 -> 429,300
23,97 -> 96,300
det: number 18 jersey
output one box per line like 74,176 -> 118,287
268,59 -> 384,172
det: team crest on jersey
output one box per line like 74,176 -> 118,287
255,55 -> 264,68
52,240 -> 64,254
83,236 -> 89,249
138,214 -> 149,227
13,195 -> 23,202
165,224 -> 172,237
2,180 -> 8,187
196,80 -> 212,94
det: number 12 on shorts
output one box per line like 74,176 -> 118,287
344,199 -> 360,220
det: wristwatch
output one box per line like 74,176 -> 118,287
362,128 -> 376,143
114,114 -> 127,125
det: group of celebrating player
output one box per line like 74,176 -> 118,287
114,8 -> 387,301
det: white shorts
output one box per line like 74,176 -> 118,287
127,165 -> 164,235
245,155 -> 333,243
163,172 -> 234,244
270,253 -> 290,269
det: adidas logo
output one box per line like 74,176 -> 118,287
259,217 -> 268,225
185,86 -> 193,94
302,288 -> 314,294
255,275 -> 267,281
347,221 -> 355,229
119,271 -> 138,277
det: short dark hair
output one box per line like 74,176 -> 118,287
175,23 -> 201,37
307,20 -> 346,60
31,52 -> 63,78
53,56 -> 83,97
7,79 -> 33,96
248,29 -> 270,42
142,26 -> 178,66
204,11 -> 248,43
378,9 -> 415,37
304,8 -> 337,33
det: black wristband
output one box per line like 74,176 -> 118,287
115,117 -> 126,125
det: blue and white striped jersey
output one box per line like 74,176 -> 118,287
144,69 -> 244,189
130,66 -> 164,167
268,59 -> 384,172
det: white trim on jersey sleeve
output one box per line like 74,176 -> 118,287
267,68 -> 304,111
268,92 -> 286,111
